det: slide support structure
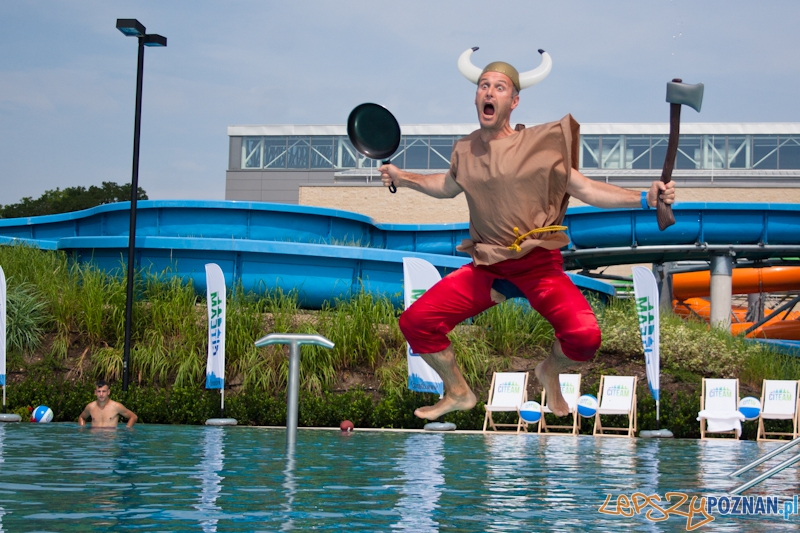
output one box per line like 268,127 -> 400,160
710,254 -> 734,331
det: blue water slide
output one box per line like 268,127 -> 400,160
3,200 -> 800,308
562,202 -> 800,270
0,200 -> 472,256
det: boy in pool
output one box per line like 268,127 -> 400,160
379,47 -> 675,420
78,379 -> 138,428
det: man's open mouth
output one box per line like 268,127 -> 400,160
483,103 -> 495,116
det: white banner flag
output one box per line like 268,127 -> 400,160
205,263 -> 226,390
632,266 -> 660,410
0,267 -> 6,388
403,258 -> 444,396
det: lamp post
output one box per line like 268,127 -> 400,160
116,19 -> 167,391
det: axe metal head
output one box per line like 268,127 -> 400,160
666,80 -> 704,112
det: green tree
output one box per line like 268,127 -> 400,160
0,182 -> 148,218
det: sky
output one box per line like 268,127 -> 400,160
1,1 -> 798,206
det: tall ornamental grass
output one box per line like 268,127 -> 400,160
1,243 -> 797,400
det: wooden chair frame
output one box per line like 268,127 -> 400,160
482,372 -> 529,433
699,378 -> 741,440
593,375 -> 638,438
757,379 -> 800,441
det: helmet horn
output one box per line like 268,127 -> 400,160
457,47 -> 482,84
518,49 -> 552,89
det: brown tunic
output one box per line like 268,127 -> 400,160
447,114 -> 580,266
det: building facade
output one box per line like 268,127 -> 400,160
227,122 -> 800,223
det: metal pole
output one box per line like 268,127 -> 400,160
122,37 -> 146,391
731,452 -> 800,495
286,340 -> 301,447
254,333 -> 335,448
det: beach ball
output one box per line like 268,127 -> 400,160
31,406 -> 53,423
340,420 -> 354,432
519,401 -> 542,423
577,395 -> 598,418
738,397 -> 761,421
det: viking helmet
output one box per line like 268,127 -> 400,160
457,47 -> 552,91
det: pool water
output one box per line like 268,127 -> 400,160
0,423 -> 798,532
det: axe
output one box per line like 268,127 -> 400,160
656,78 -> 704,231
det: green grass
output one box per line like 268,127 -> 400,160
1,243 -> 797,408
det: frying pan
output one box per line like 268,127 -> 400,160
347,103 -> 401,193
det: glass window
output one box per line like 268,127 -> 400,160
779,136 -> 800,169
580,136 -> 600,168
600,136 -> 624,169
263,137 -> 287,169
286,137 -> 310,168
243,138 -> 263,169
429,136 -> 454,169
726,136 -> 749,169
753,135 -> 778,169
702,135 -> 725,169
404,136 -> 429,169
625,136 -> 651,169
336,137 -> 358,168
311,136 -> 335,169
675,136 -> 701,169
650,136 -> 668,170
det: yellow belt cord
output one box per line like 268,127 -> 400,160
507,225 -> 568,252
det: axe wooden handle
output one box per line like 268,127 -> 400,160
657,101 -> 680,231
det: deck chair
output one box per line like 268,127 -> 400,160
698,378 -> 745,439
757,379 -> 800,441
539,374 -> 581,436
482,372 -> 529,433
593,375 -> 638,438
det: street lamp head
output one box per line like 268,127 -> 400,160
143,34 -> 167,47
116,19 -> 146,37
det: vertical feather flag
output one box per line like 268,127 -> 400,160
0,267 -> 6,391
402,258 -> 444,396
205,264 -> 226,390
632,266 -> 661,421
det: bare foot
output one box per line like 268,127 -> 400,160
414,389 -> 477,420
536,357 -> 569,417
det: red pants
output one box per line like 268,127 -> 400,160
399,248 -> 601,362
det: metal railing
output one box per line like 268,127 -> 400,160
729,436 -> 800,494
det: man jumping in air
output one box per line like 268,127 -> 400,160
380,47 -> 675,421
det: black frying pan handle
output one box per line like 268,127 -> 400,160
382,159 -> 396,193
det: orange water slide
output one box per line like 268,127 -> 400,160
673,266 -> 800,300
672,267 -> 800,340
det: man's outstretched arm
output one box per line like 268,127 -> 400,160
566,169 -> 675,208
78,406 -> 90,426
118,405 -> 138,427
379,164 -> 463,199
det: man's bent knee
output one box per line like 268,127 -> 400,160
399,309 -> 451,355
559,327 -> 602,362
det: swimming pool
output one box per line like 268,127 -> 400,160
0,423 -> 797,532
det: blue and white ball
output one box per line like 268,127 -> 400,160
577,394 -> 598,418
738,396 -> 761,421
519,401 -> 542,423
31,406 -> 53,423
